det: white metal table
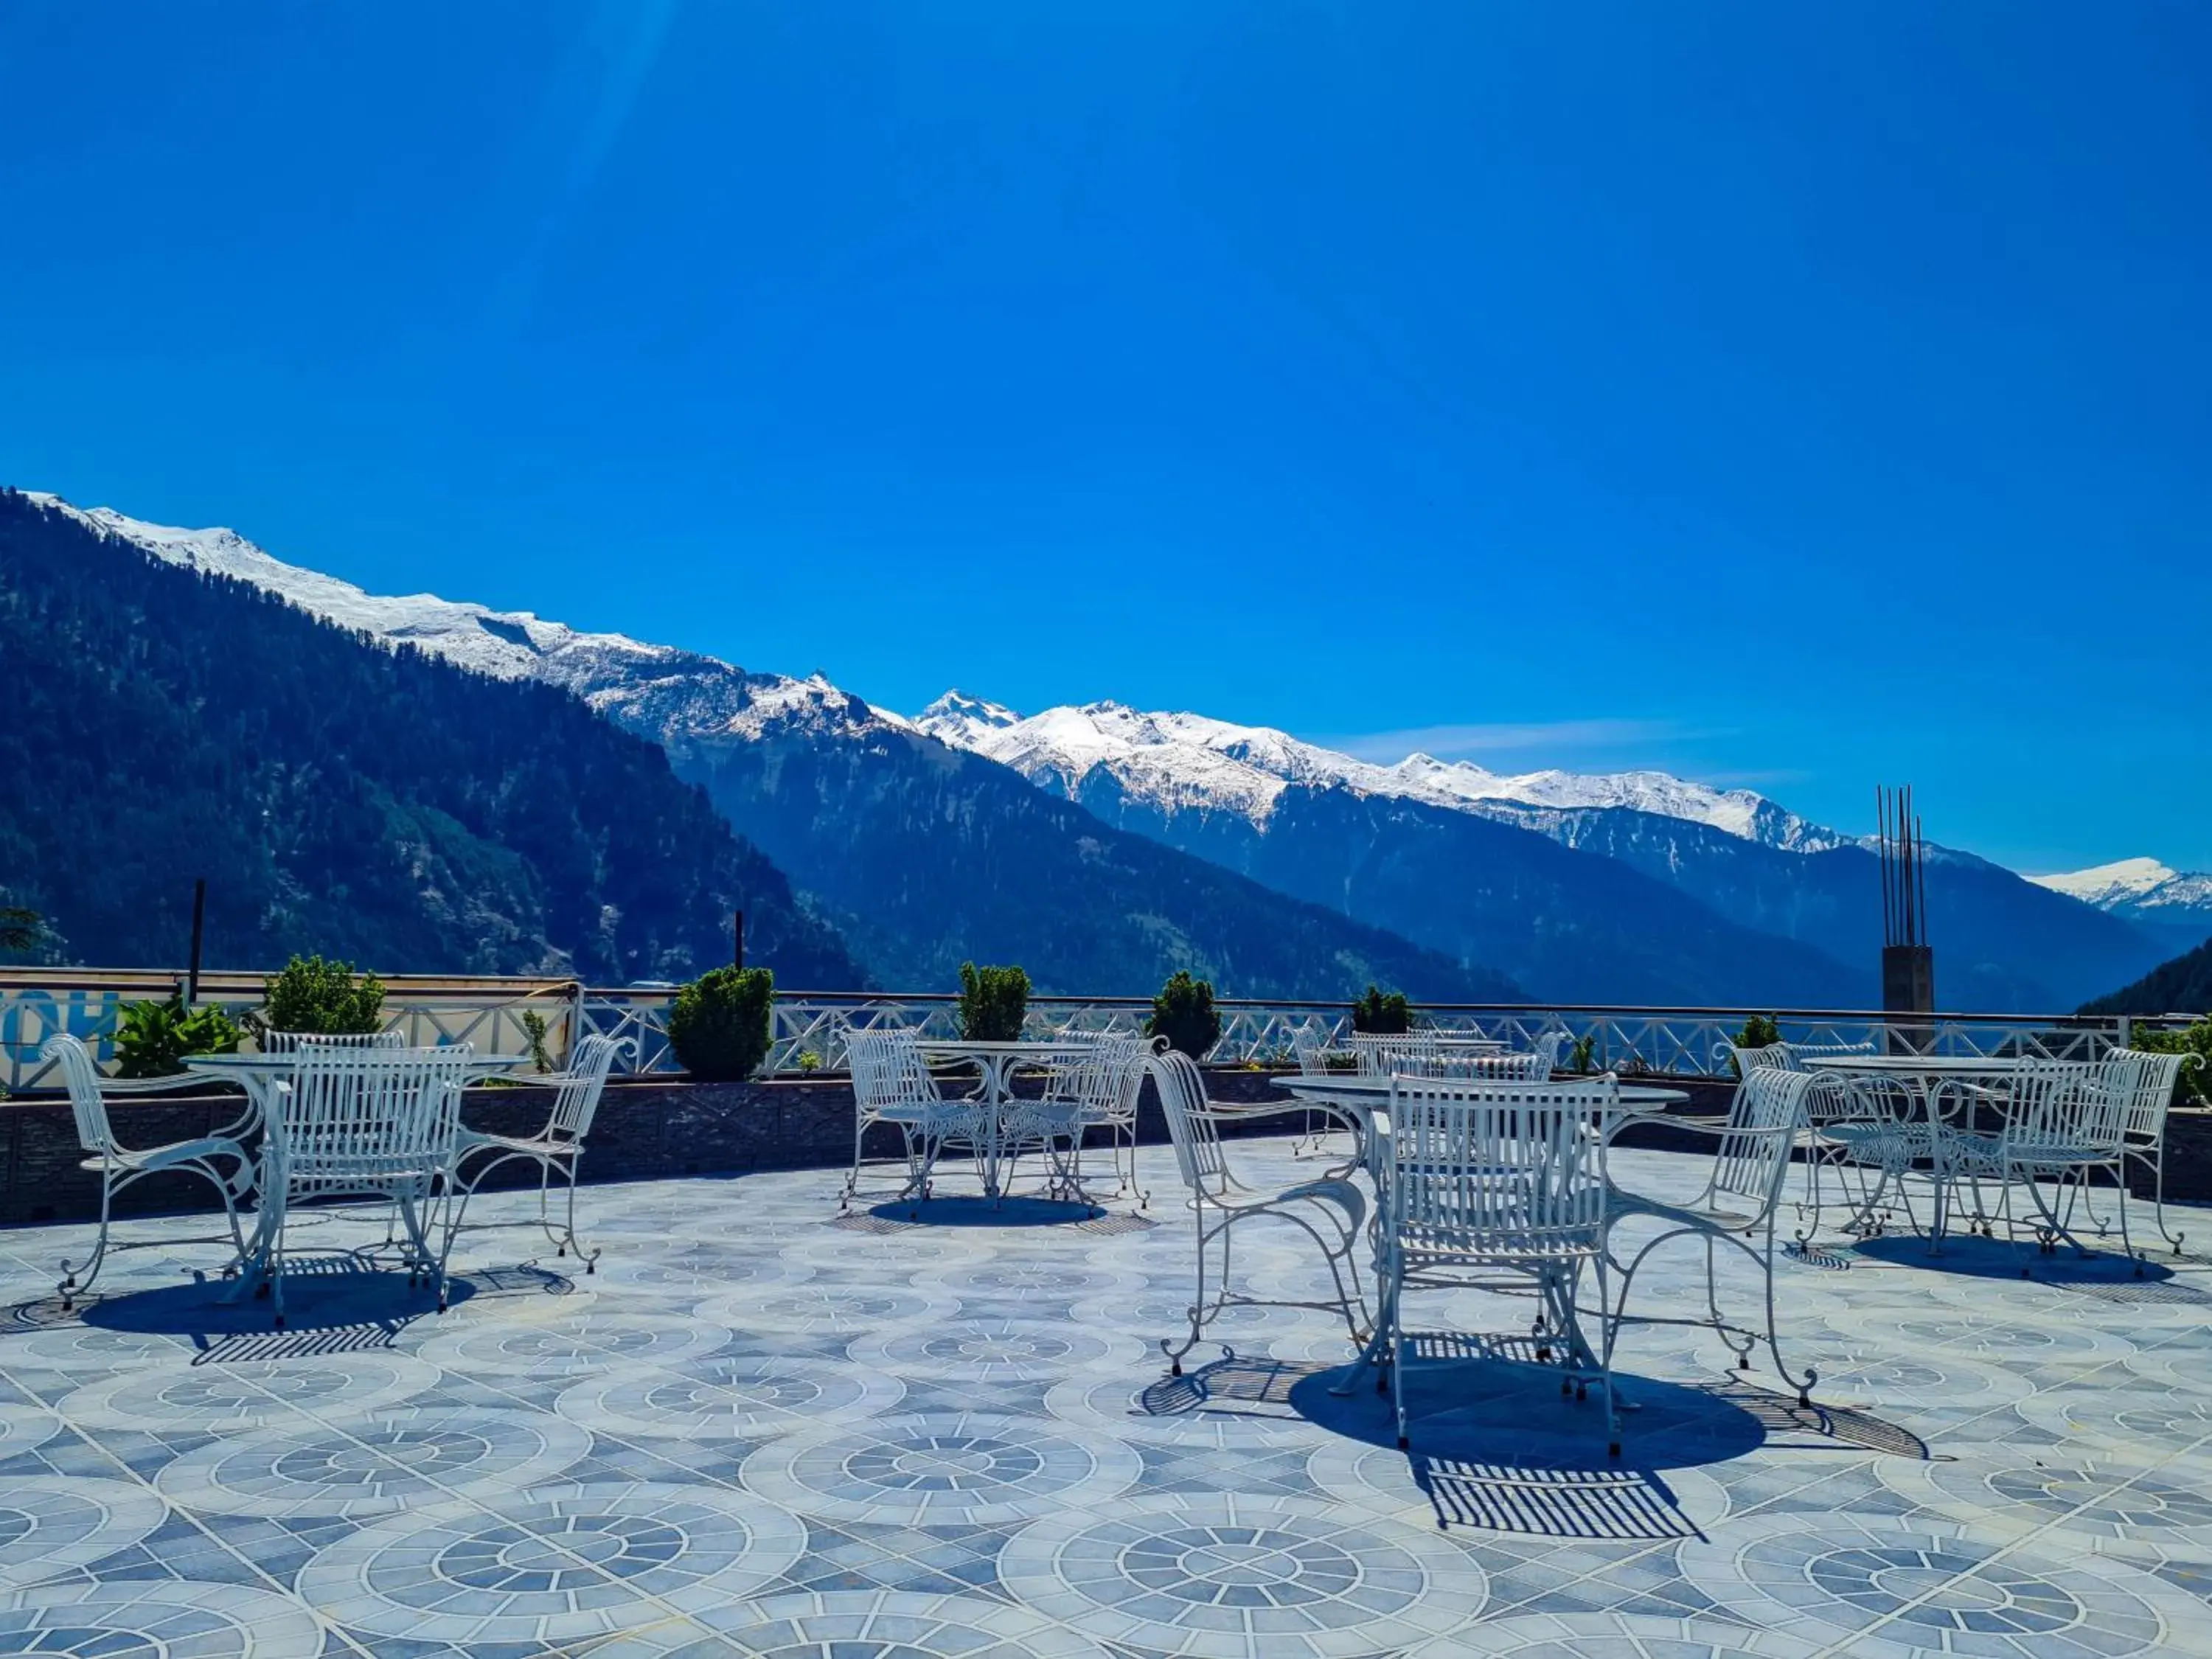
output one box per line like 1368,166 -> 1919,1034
1798,1054 -> 2032,1250
184,1050 -> 529,1293
914,1040 -> 1096,1199
1274,1072 -> 1686,1391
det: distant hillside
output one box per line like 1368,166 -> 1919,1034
0,490 -> 858,985
2081,937 -> 2212,1018
663,698 -> 1520,1001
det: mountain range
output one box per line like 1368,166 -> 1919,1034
18,487 -> 2207,1011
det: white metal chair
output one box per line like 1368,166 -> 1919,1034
2076,1050 -> 2194,1256
1782,1040 -> 1877,1068
1602,1066 -> 1832,1405
258,1029 -> 405,1052
1015,1034 -> 1150,1205
1410,1032 -> 1565,1081
443,1032 -> 632,1273
841,1028 -> 981,1214
1941,1059 -> 2135,1270
44,1034 -> 255,1311
1383,1074 -> 1618,1454
1348,1033 -> 1437,1077
1153,1048 -> 1368,1375
263,1043 -> 475,1323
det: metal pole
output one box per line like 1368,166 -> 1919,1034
186,877 -> 206,1004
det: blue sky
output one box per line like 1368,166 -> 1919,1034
3,4 -> 2207,872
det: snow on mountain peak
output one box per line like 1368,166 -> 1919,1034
912,692 -> 1841,849
2029,858 -> 2212,922
22,488 -> 905,749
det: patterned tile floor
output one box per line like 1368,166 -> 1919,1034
4,1138 -> 2212,1656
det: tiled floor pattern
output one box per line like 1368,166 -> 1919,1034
2,1138 -> 2211,1655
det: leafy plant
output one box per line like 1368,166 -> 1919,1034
0,903 -> 39,953
667,966 -> 776,1081
1568,1033 -> 1598,1074
114,993 -> 241,1078
1351,984 -> 1411,1035
957,962 -> 1030,1043
262,954 -> 386,1035
521,1009 -> 552,1074
1146,970 -> 1221,1060
2135,1019 -> 2212,1111
1726,1013 -> 1783,1078
797,1049 -> 824,1074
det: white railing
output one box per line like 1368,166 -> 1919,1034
0,969 -> 2177,1093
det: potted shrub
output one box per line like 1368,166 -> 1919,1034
667,966 -> 776,1082
958,963 -> 1029,1042
1147,970 -> 1221,1060
1726,1013 -> 1782,1078
1351,984 -> 1411,1035
261,954 -> 386,1036
114,992 -> 242,1078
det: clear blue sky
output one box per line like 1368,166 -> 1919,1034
4,4 -> 2206,872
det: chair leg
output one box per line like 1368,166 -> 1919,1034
2148,1144 -> 2186,1256
1162,1214 -> 1214,1377
58,1172 -> 117,1311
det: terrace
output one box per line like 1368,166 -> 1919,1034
4,1121 -> 2211,1658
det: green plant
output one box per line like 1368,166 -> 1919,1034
797,1049 -> 824,1073
1726,1014 -> 1783,1078
521,1009 -> 552,1074
1351,984 -> 1411,1035
1568,1033 -> 1598,1074
2136,1019 -> 2212,1110
114,993 -> 241,1078
667,966 -> 776,1081
262,954 -> 386,1035
0,903 -> 39,953
957,962 -> 1030,1043
1146,970 -> 1222,1060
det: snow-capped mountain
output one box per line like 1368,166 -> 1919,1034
2031,858 -> 2212,933
26,492 -> 910,751
915,693 -> 1848,851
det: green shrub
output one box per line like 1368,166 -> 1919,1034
667,966 -> 776,1081
114,993 -> 241,1078
1734,1013 -> 1782,1050
1568,1033 -> 1599,1074
1147,970 -> 1222,1060
1351,984 -> 1411,1035
2136,1019 -> 2212,1110
957,962 -> 1030,1042
262,955 -> 386,1035
520,1010 -> 552,1073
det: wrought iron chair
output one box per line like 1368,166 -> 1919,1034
1015,1034 -> 1150,1205
264,1043 -> 476,1323
442,1032 -> 632,1273
1602,1066 -> 1833,1405
1153,1047 -> 1368,1375
1383,1074 -> 1618,1454
259,1029 -> 406,1052
1408,1032 -> 1565,1081
842,1027 -> 981,1214
1940,1059 -> 2136,1270
44,1033 -> 256,1312
2076,1050 -> 2194,1256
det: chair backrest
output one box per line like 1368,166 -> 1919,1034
1783,1041 -> 1876,1068
2107,1048 -> 2189,1143
550,1032 -> 631,1140
846,1028 -> 943,1115
1387,1074 -> 1615,1256
279,1044 -> 474,1181
1717,1040 -> 1793,1077
1152,1047 -> 1234,1197
2005,1060 -> 2128,1157
1348,1033 -> 1436,1077
1290,1023 -> 1336,1077
42,1033 -> 116,1157
1047,1034 -> 1147,1121
260,1029 -> 406,1054
1707,1066 -> 1827,1213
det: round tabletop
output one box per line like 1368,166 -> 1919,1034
1274,1074 -> 1688,1111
